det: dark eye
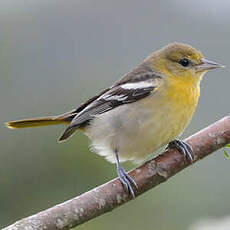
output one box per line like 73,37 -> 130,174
178,58 -> 190,67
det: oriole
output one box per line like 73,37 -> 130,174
6,42 -> 224,197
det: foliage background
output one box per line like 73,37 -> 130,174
1,0 -> 230,229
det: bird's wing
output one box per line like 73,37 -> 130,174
59,69 -> 163,142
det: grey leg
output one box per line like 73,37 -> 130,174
114,149 -> 138,198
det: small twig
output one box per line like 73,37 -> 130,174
3,115 -> 230,230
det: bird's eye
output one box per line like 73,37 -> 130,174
178,58 -> 190,67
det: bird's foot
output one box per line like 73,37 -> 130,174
166,139 -> 193,163
117,165 -> 138,198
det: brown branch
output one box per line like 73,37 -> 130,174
3,115 -> 230,230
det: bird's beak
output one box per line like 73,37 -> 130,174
196,58 -> 225,72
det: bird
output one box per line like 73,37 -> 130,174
6,42 -> 224,197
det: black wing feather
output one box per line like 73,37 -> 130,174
71,85 -> 155,127
59,69 -> 162,142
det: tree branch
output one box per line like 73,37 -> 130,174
4,115 -> 230,230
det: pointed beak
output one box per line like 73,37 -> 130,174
196,58 -> 225,72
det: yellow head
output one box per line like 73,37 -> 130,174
146,42 -> 224,84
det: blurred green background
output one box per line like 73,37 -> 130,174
1,0 -> 230,229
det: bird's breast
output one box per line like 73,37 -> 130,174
164,77 -> 200,122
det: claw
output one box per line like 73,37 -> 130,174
167,139 -> 194,163
117,165 -> 137,198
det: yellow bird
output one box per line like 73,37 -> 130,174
6,42 -> 224,197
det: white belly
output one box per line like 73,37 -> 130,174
84,94 -> 196,164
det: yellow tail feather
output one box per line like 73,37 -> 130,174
6,116 -> 69,129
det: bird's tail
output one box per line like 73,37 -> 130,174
6,113 -> 75,129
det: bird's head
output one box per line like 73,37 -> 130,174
147,42 -> 224,84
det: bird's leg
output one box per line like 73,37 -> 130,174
114,149 -> 138,198
166,139 -> 194,162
